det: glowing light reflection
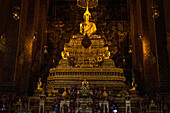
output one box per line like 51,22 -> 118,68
24,39 -> 33,62
142,37 -> 150,60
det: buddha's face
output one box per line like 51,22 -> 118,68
84,14 -> 90,22
86,14 -> 90,22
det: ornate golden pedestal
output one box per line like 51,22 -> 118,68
46,36 -> 127,93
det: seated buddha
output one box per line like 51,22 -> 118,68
37,77 -> 43,91
129,78 -> 136,91
80,6 -> 97,36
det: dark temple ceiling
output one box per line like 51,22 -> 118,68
48,0 -> 128,21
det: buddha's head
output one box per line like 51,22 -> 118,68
39,77 -> 41,81
83,6 -> 91,22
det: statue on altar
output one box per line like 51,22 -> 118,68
37,77 -> 43,91
61,51 -> 69,59
81,79 -> 89,96
80,4 -> 97,36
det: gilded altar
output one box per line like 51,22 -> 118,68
46,33 -> 127,92
45,1 -> 127,94
28,1 -> 143,113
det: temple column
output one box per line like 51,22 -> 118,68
154,0 -> 170,96
12,0 -> 49,95
0,0 -> 22,93
129,0 -> 161,95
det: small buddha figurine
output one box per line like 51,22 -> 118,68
82,79 -> 89,89
103,86 -> 108,100
150,99 -> 157,108
61,51 -> 69,59
37,77 -> 43,90
104,50 -> 110,59
80,3 -> 97,36
16,97 -> 22,105
62,87 -> 67,100
130,77 -> 136,91
16,97 -> 22,112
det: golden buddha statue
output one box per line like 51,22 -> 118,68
80,3 -> 97,36
130,78 -> 136,91
62,87 -> 67,100
103,86 -> 108,97
45,0 -> 126,95
37,77 -> 43,91
16,97 -> 22,105
61,51 -> 69,59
